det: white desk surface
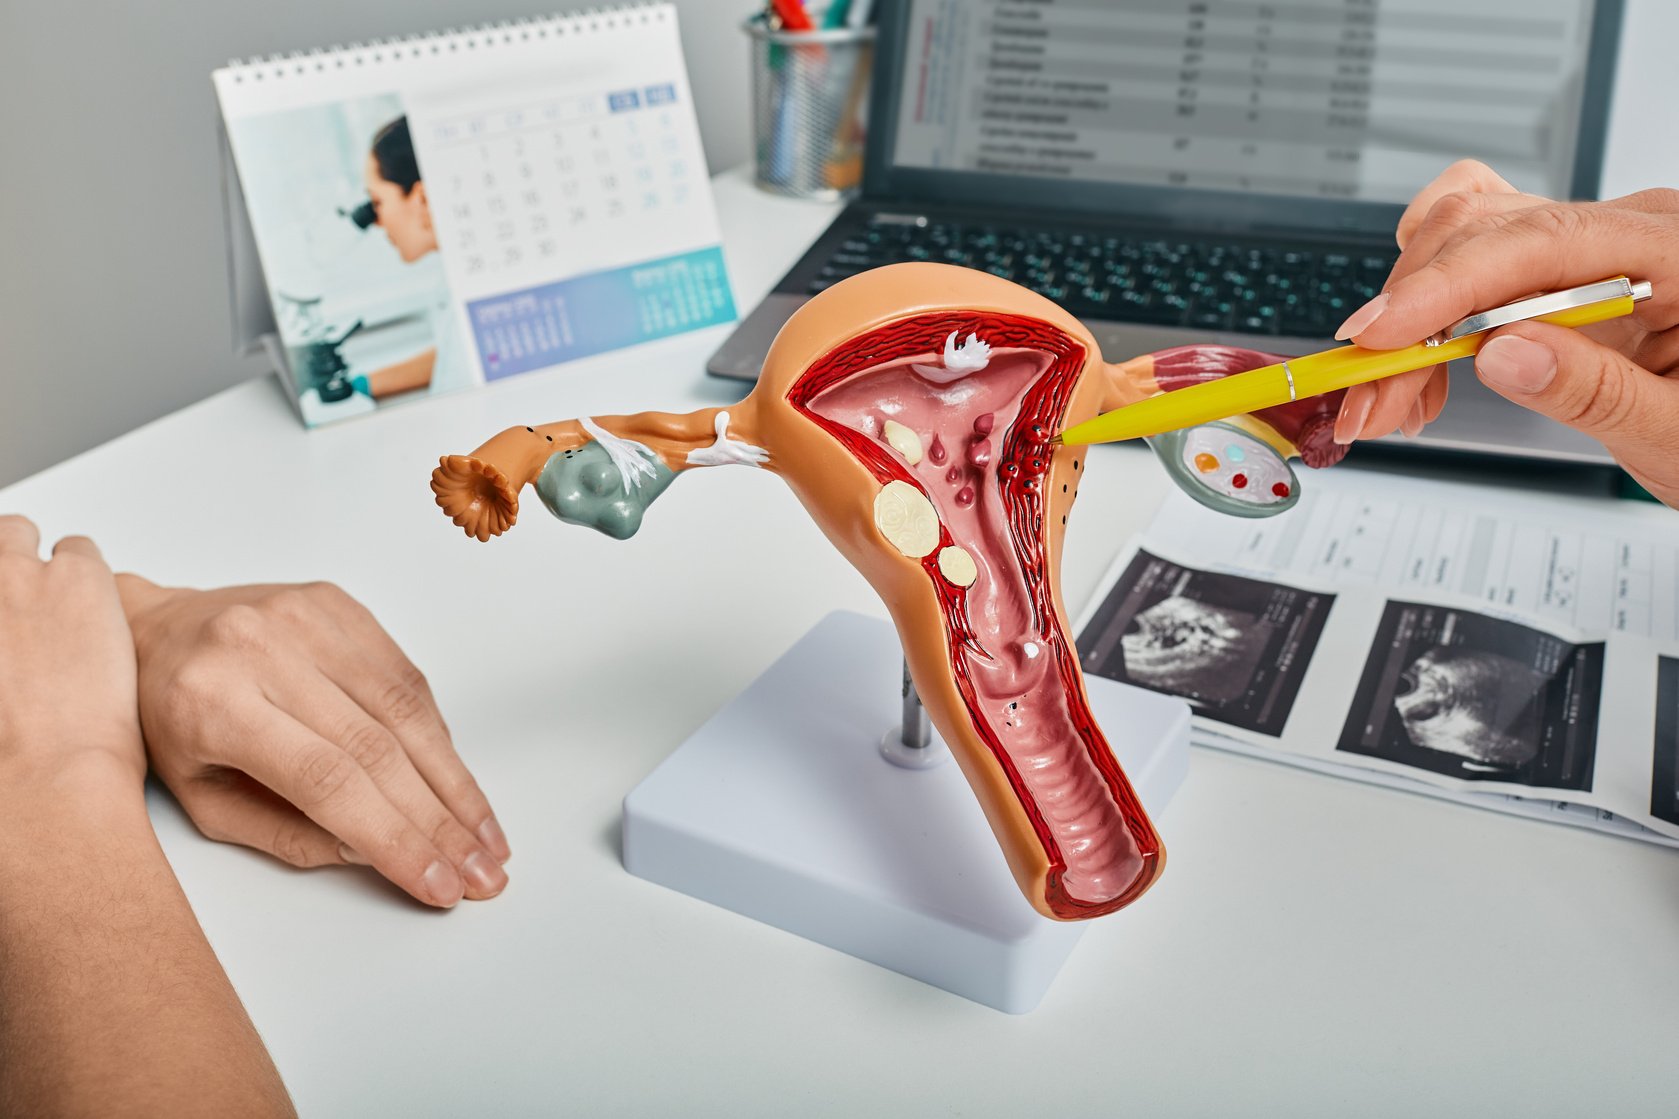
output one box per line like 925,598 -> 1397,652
5,170 -> 1676,1117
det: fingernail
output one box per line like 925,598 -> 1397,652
1334,291 -> 1389,341
461,851 -> 508,898
1477,335 -> 1556,394
1333,390 -> 1374,444
423,859 -> 464,907
339,843 -> 370,866
1401,399 -> 1425,438
478,816 -> 511,863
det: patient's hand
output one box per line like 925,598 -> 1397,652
0,516 -> 143,786
116,578 -> 511,908
0,520 -> 296,1115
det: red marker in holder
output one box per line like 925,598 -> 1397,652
770,0 -> 814,31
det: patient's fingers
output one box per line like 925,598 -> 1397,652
279,667 -> 507,900
0,515 -> 41,557
316,588 -> 509,863
178,769 -> 346,869
50,535 -> 107,564
233,706 -> 465,908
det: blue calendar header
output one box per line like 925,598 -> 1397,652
467,246 -> 736,380
607,84 -> 677,112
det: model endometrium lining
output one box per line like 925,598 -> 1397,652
431,263 -> 1345,921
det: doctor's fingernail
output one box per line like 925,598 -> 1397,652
1334,292 -> 1389,340
1333,389 -> 1374,444
478,816 -> 510,862
1401,399 -> 1426,438
423,859 -> 464,908
1477,335 -> 1556,394
339,844 -> 370,865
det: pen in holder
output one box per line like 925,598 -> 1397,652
745,14 -> 875,200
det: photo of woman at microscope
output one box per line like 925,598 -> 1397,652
340,115 -> 471,404
229,94 -> 473,426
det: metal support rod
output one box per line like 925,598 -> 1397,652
900,659 -> 930,750
881,656 -> 945,770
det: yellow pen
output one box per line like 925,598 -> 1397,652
1055,277 -> 1653,447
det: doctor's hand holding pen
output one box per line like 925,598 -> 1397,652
1331,159 -> 1679,508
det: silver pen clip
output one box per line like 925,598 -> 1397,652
1423,277 -> 1653,347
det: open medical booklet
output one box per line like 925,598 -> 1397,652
1077,468 -> 1679,847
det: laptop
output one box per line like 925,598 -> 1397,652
709,0 -> 1627,465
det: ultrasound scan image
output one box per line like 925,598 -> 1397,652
1080,550 -> 1333,736
1393,648 -> 1549,771
1338,602 -> 1602,791
1118,596 -> 1268,706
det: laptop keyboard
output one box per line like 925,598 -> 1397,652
808,217 -> 1396,340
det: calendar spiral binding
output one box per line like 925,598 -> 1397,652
223,2 -> 671,83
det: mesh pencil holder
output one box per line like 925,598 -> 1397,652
745,15 -> 876,201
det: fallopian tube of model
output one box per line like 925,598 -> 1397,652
432,263 -> 1347,921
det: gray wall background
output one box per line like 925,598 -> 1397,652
3,1 -> 1677,488
0,0 -> 753,487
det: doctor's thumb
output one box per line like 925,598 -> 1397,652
1473,322 -> 1679,456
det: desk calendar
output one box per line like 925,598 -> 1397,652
214,3 -> 734,427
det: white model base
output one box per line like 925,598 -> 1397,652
621,610 -> 1190,1014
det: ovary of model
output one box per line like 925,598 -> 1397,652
432,263 -> 1344,921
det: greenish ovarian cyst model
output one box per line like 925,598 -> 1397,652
534,440 -> 678,541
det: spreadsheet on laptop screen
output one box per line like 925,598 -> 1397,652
891,0 -> 1596,203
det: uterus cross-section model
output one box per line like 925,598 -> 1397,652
432,263 -> 1348,921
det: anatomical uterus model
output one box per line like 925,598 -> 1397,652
433,263 -> 1346,921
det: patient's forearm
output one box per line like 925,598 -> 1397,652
0,758 -> 294,1118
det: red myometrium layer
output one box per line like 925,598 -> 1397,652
788,312 -> 1162,918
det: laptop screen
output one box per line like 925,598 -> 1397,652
889,0 -> 1600,206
